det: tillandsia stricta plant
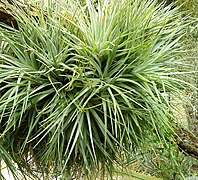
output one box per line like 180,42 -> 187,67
0,0 -> 189,179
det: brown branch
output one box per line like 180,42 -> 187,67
0,0 -> 30,29
0,10 -> 18,28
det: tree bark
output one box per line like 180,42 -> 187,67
0,0 -> 18,28
174,127 -> 198,160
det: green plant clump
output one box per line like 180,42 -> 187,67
0,0 -> 189,179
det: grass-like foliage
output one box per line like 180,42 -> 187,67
0,0 -> 188,179
176,0 -> 198,17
